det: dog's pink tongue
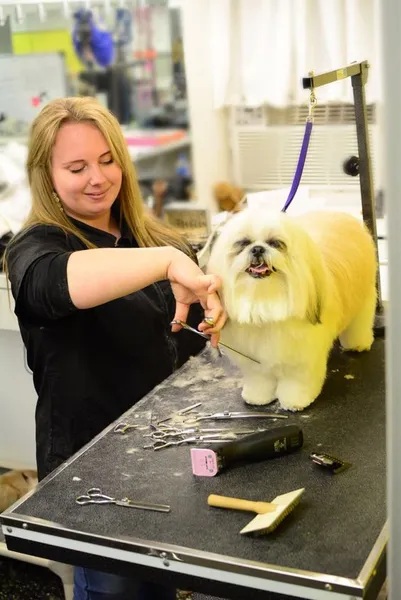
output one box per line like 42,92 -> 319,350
250,264 -> 269,274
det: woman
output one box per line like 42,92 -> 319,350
4,97 -> 226,600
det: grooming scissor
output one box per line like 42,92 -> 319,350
184,410 -> 288,423
144,424 -> 265,440
171,320 -> 261,364
144,432 -> 239,451
143,425 -> 229,439
75,487 -> 170,513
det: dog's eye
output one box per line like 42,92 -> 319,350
266,239 -> 286,250
235,238 -> 252,249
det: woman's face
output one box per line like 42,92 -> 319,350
51,121 -> 123,223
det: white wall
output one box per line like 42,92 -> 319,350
180,0 -> 231,212
0,274 -> 36,470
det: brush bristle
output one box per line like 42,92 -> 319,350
240,488 -> 304,535
258,495 -> 302,534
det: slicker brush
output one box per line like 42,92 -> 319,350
207,488 -> 305,535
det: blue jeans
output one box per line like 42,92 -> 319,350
73,567 -> 177,600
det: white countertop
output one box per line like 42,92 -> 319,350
0,132 -> 191,164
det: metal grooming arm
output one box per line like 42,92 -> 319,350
302,61 -> 385,335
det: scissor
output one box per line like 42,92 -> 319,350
113,422 -> 142,435
144,432 -> 239,450
145,423 -> 269,440
183,410 -> 288,423
75,487 -> 170,513
143,424 -> 230,440
170,320 -> 261,364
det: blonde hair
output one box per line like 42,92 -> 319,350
4,96 -> 193,267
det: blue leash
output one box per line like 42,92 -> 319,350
281,119 -> 314,213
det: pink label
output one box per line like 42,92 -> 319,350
191,448 -> 219,477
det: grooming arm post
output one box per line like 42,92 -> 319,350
303,61 -> 384,332
351,63 -> 384,315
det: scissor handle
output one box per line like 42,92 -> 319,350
76,488 -> 115,505
151,430 -> 171,439
113,423 -> 129,434
114,422 -> 140,434
153,440 -> 172,450
76,495 -> 102,505
76,497 -> 89,505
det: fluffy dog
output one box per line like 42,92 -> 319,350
207,209 -> 377,411
0,469 -> 38,513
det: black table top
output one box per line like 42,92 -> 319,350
1,339 -> 386,586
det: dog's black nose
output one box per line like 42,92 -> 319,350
251,245 -> 265,257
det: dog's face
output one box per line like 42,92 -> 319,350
208,209 -> 325,325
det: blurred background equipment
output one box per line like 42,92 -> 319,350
0,0 -> 193,229
0,52 -> 68,130
72,8 -> 114,69
0,0 -> 386,255
343,154 -> 360,177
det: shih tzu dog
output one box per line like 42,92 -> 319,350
207,209 -> 377,411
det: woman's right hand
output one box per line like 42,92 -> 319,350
166,248 -> 227,347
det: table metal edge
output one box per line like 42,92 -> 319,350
1,513 -> 365,599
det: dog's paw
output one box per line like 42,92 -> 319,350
340,330 -> 374,353
276,386 -> 317,412
241,388 -> 276,406
342,342 -> 373,353
276,373 -> 323,411
241,375 -> 277,406
278,399 -> 311,412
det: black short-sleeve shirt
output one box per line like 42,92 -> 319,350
6,219 -> 205,480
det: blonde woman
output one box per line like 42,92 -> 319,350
4,97 -> 225,600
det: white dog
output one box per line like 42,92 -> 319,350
207,209 -> 377,411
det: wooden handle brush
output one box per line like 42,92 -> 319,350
207,495 -> 276,514
208,488 -> 305,535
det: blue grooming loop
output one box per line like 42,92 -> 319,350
281,77 -> 317,214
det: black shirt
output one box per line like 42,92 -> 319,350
7,219 -> 205,480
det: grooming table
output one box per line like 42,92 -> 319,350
0,340 -> 386,600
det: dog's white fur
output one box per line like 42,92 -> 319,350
207,209 -> 377,411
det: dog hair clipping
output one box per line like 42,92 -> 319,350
310,452 -> 351,474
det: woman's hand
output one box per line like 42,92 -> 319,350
166,248 -> 226,346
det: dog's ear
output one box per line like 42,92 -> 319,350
304,254 -> 324,325
306,291 -> 322,325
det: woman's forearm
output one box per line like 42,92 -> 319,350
67,246 -> 177,309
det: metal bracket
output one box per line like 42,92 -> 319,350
303,61 -> 384,336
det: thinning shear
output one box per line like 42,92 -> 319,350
75,488 -> 170,513
171,320 -> 261,364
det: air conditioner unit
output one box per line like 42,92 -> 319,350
229,104 -> 379,194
